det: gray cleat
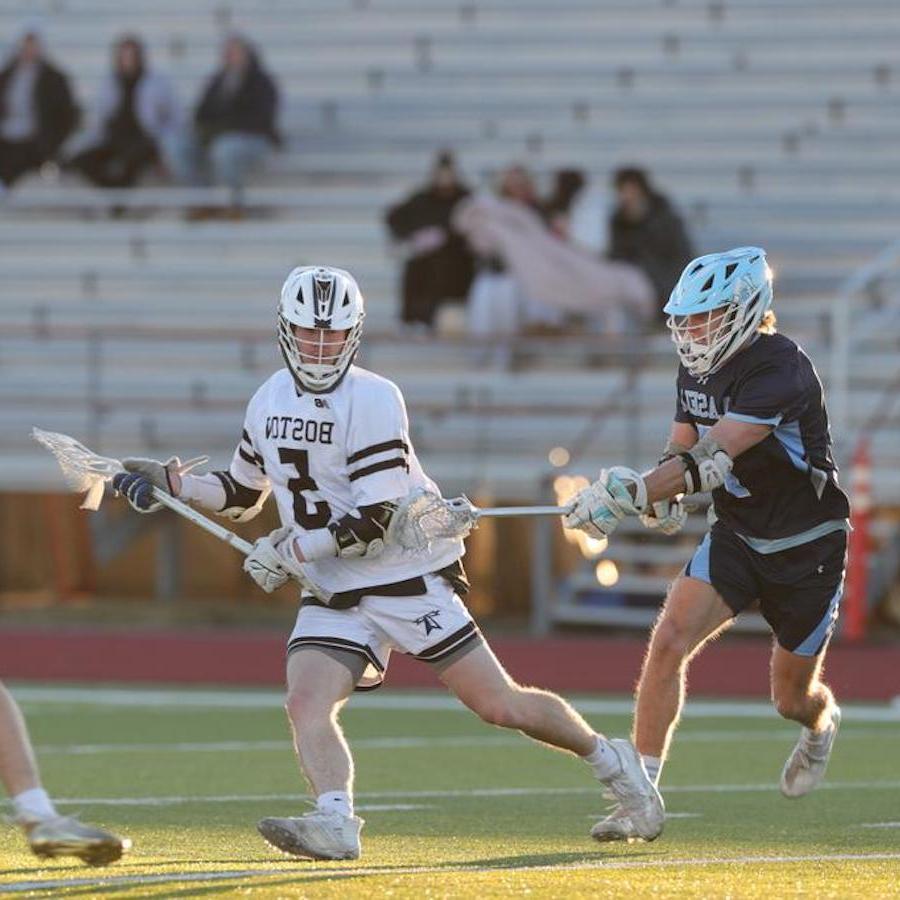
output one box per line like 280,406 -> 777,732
257,810 -> 363,860
27,815 -> 130,866
781,705 -> 842,799
590,803 -> 645,843
595,740 -> 665,842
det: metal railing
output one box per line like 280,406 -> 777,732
829,234 -> 900,440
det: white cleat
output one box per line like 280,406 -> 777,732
781,705 -> 841,799
596,739 -> 665,842
25,815 -> 130,866
590,803 -> 644,843
257,810 -> 363,860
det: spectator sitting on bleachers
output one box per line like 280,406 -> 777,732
454,165 -> 658,336
542,168 -> 586,240
172,34 -> 279,212
66,35 -> 179,189
454,164 -> 562,337
543,168 -> 610,255
385,150 -> 475,330
0,24 -> 78,191
608,167 -> 694,323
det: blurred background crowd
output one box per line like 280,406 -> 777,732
2,22 -> 694,341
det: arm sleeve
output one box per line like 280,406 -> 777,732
345,380 -> 413,506
726,354 -> 808,427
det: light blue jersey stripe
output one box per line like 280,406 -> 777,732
725,411 -> 783,427
793,577 -> 845,656
686,532 -> 712,583
736,519 -> 849,554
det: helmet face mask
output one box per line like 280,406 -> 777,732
664,247 -> 773,379
277,266 -> 365,393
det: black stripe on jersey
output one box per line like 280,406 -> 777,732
346,439 -> 409,466
213,471 -> 264,511
347,457 -> 409,482
241,428 -> 255,450
415,622 -> 479,662
238,445 -> 266,473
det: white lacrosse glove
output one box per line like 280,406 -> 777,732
640,497 -> 687,536
563,466 -> 648,539
243,525 -> 332,604
114,455 -> 208,513
243,527 -> 292,593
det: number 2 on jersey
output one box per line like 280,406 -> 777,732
278,447 -> 331,528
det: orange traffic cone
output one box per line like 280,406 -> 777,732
843,437 -> 871,641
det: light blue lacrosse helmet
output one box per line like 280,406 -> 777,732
663,246 -> 773,378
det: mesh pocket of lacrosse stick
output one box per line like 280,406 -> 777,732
389,489 -> 477,551
32,427 -> 124,510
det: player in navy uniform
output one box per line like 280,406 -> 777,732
564,247 -> 850,842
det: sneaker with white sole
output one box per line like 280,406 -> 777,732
596,739 -> 665,842
257,810 -> 363,860
780,705 -> 841,799
26,815 -> 130,866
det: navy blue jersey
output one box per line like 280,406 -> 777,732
674,332 -> 850,541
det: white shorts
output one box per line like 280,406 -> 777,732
286,574 -> 480,689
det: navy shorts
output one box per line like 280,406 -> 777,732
684,524 -> 847,656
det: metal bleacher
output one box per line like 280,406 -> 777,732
2,0 -> 900,622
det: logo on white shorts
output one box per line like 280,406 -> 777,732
415,609 -> 443,635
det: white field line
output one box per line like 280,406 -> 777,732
859,822 -> 900,828
33,727 -> 899,756
586,812 -> 701,820
12,685 -> 900,722
52,779 -> 900,808
4,852 -> 900,894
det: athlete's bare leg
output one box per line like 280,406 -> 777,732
439,642 -> 596,755
0,683 -> 42,798
257,649 -> 362,860
633,576 -> 734,762
442,641 -> 664,841
770,643 -> 835,732
283,649 -> 356,796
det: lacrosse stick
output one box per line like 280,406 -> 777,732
31,428 -> 327,598
389,488 -> 574,552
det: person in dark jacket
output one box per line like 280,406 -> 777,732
172,34 -> 279,206
0,27 -> 78,188
385,151 -> 475,327
66,35 -> 180,188
608,167 -> 694,320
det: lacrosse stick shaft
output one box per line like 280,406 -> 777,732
152,488 -> 319,597
151,488 -> 254,554
474,504 -> 574,518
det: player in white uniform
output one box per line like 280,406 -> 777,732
114,265 -> 663,861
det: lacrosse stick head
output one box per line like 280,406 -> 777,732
32,428 -> 124,510
388,488 -> 478,551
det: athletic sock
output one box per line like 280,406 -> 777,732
641,755 -> 663,786
583,735 -> 623,780
804,714 -> 836,751
316,791 -> 353,818
13,788 -> 57,825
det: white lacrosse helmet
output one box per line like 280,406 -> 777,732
277,265 -> 365,393
663,246 -> 773,379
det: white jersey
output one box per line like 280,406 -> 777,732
229,365 -> 463,595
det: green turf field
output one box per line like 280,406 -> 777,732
1,685 -> 899,898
